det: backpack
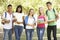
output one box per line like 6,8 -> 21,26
24,16 -> 35,29
46,9 -> 56,18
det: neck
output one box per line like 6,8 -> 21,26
17,11 -> 20,13
7,11 -> 12,15
48,8 -> 52,10
39,13 -> 44,16
29,15 -> 33,17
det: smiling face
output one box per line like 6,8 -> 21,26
47,4 -> 52,10
30,9 -> 34,16
7,6 -> 12,12
17,7 -> 21,13
39,7 -> 44,15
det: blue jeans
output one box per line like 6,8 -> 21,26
37,27 -> 45,40
3,29 -> 12,40
14,25 -> 23,40
25,29 -> 34,40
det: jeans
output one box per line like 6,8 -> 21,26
37,27 -> 45,40
25,29 -> 34,40
47,25 -> 57,40
3,29 -> 12,40
14,25 -> 23,40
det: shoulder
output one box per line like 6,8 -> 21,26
21,13 -> 25,16
13,12 -> 18,15
3,12 -> 7,15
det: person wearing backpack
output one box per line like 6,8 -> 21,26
1,4 -> 13,40
37,7 -> 47,40
13,5 -> 24,40
24,9 -> 36,40
46,2 -> 58,40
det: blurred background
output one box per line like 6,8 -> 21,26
0,0 -> 60,40
0,0 -> 60,14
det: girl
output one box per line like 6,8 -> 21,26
24,9 -> 36,40
13,5 -> 24,40
37,7 -> 47,40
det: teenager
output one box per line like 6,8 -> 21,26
13,5 -> 24,40
46,2 -> 58,40
24,9 -> 36,40
1,4 -> 13,40
37,7 -> 46,40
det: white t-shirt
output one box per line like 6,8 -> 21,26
2,12 -> 13,29
26,17 -> 35,29
13,12 -> 24,26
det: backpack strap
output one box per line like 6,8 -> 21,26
25,16 -> 28,25
46,10 -> 48,16
46,9 -> 55,16
5,12 -> 7,18
53,8 -> 55,13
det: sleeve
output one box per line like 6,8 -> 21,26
22,13 -> 24,16
13,13 -> 15,16
2,12 -> 5,19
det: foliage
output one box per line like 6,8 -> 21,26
0,0 -> 60,14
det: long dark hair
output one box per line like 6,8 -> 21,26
28,9 -> 34,17
39,7 -> 41,16
16,5 -> 22,13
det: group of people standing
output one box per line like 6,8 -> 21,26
1,2 -> 58,40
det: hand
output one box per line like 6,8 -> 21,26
13,18 -> 17,22
37,22 -> 45,24
48,19 -> 55,23
1,21 -> 5,24
1,19 -> 10,24
16,21 -> 20,24
30,24 -> 35,28
5,20 -> 10,23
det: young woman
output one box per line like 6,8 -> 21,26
24,9 -> 36,40
13,5 -> 24,40
37,7 -> 47,40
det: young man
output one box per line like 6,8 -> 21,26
46,2 -> 58,40
1,4 -> 13,40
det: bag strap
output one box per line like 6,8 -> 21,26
46,10 -> 48,16
5,12 -> 7,18
53,9 -> 55,13
46,9 -> 55,16
25,16 -> 28,25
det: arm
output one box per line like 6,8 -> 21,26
55,13 -> 59,21
13,16 -> 17,22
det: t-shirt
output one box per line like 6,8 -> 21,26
13,12 -> 24,26
26,17 -> 35,29
47,9 -> 56,26
2,12 -> 13,29
37,15 -> 45,28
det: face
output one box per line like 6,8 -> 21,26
7,6 -> 12,12
39,7 -> 44,14
30,9 -> 34,16
47,4 -> 52,10
18,7 -> 21,13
